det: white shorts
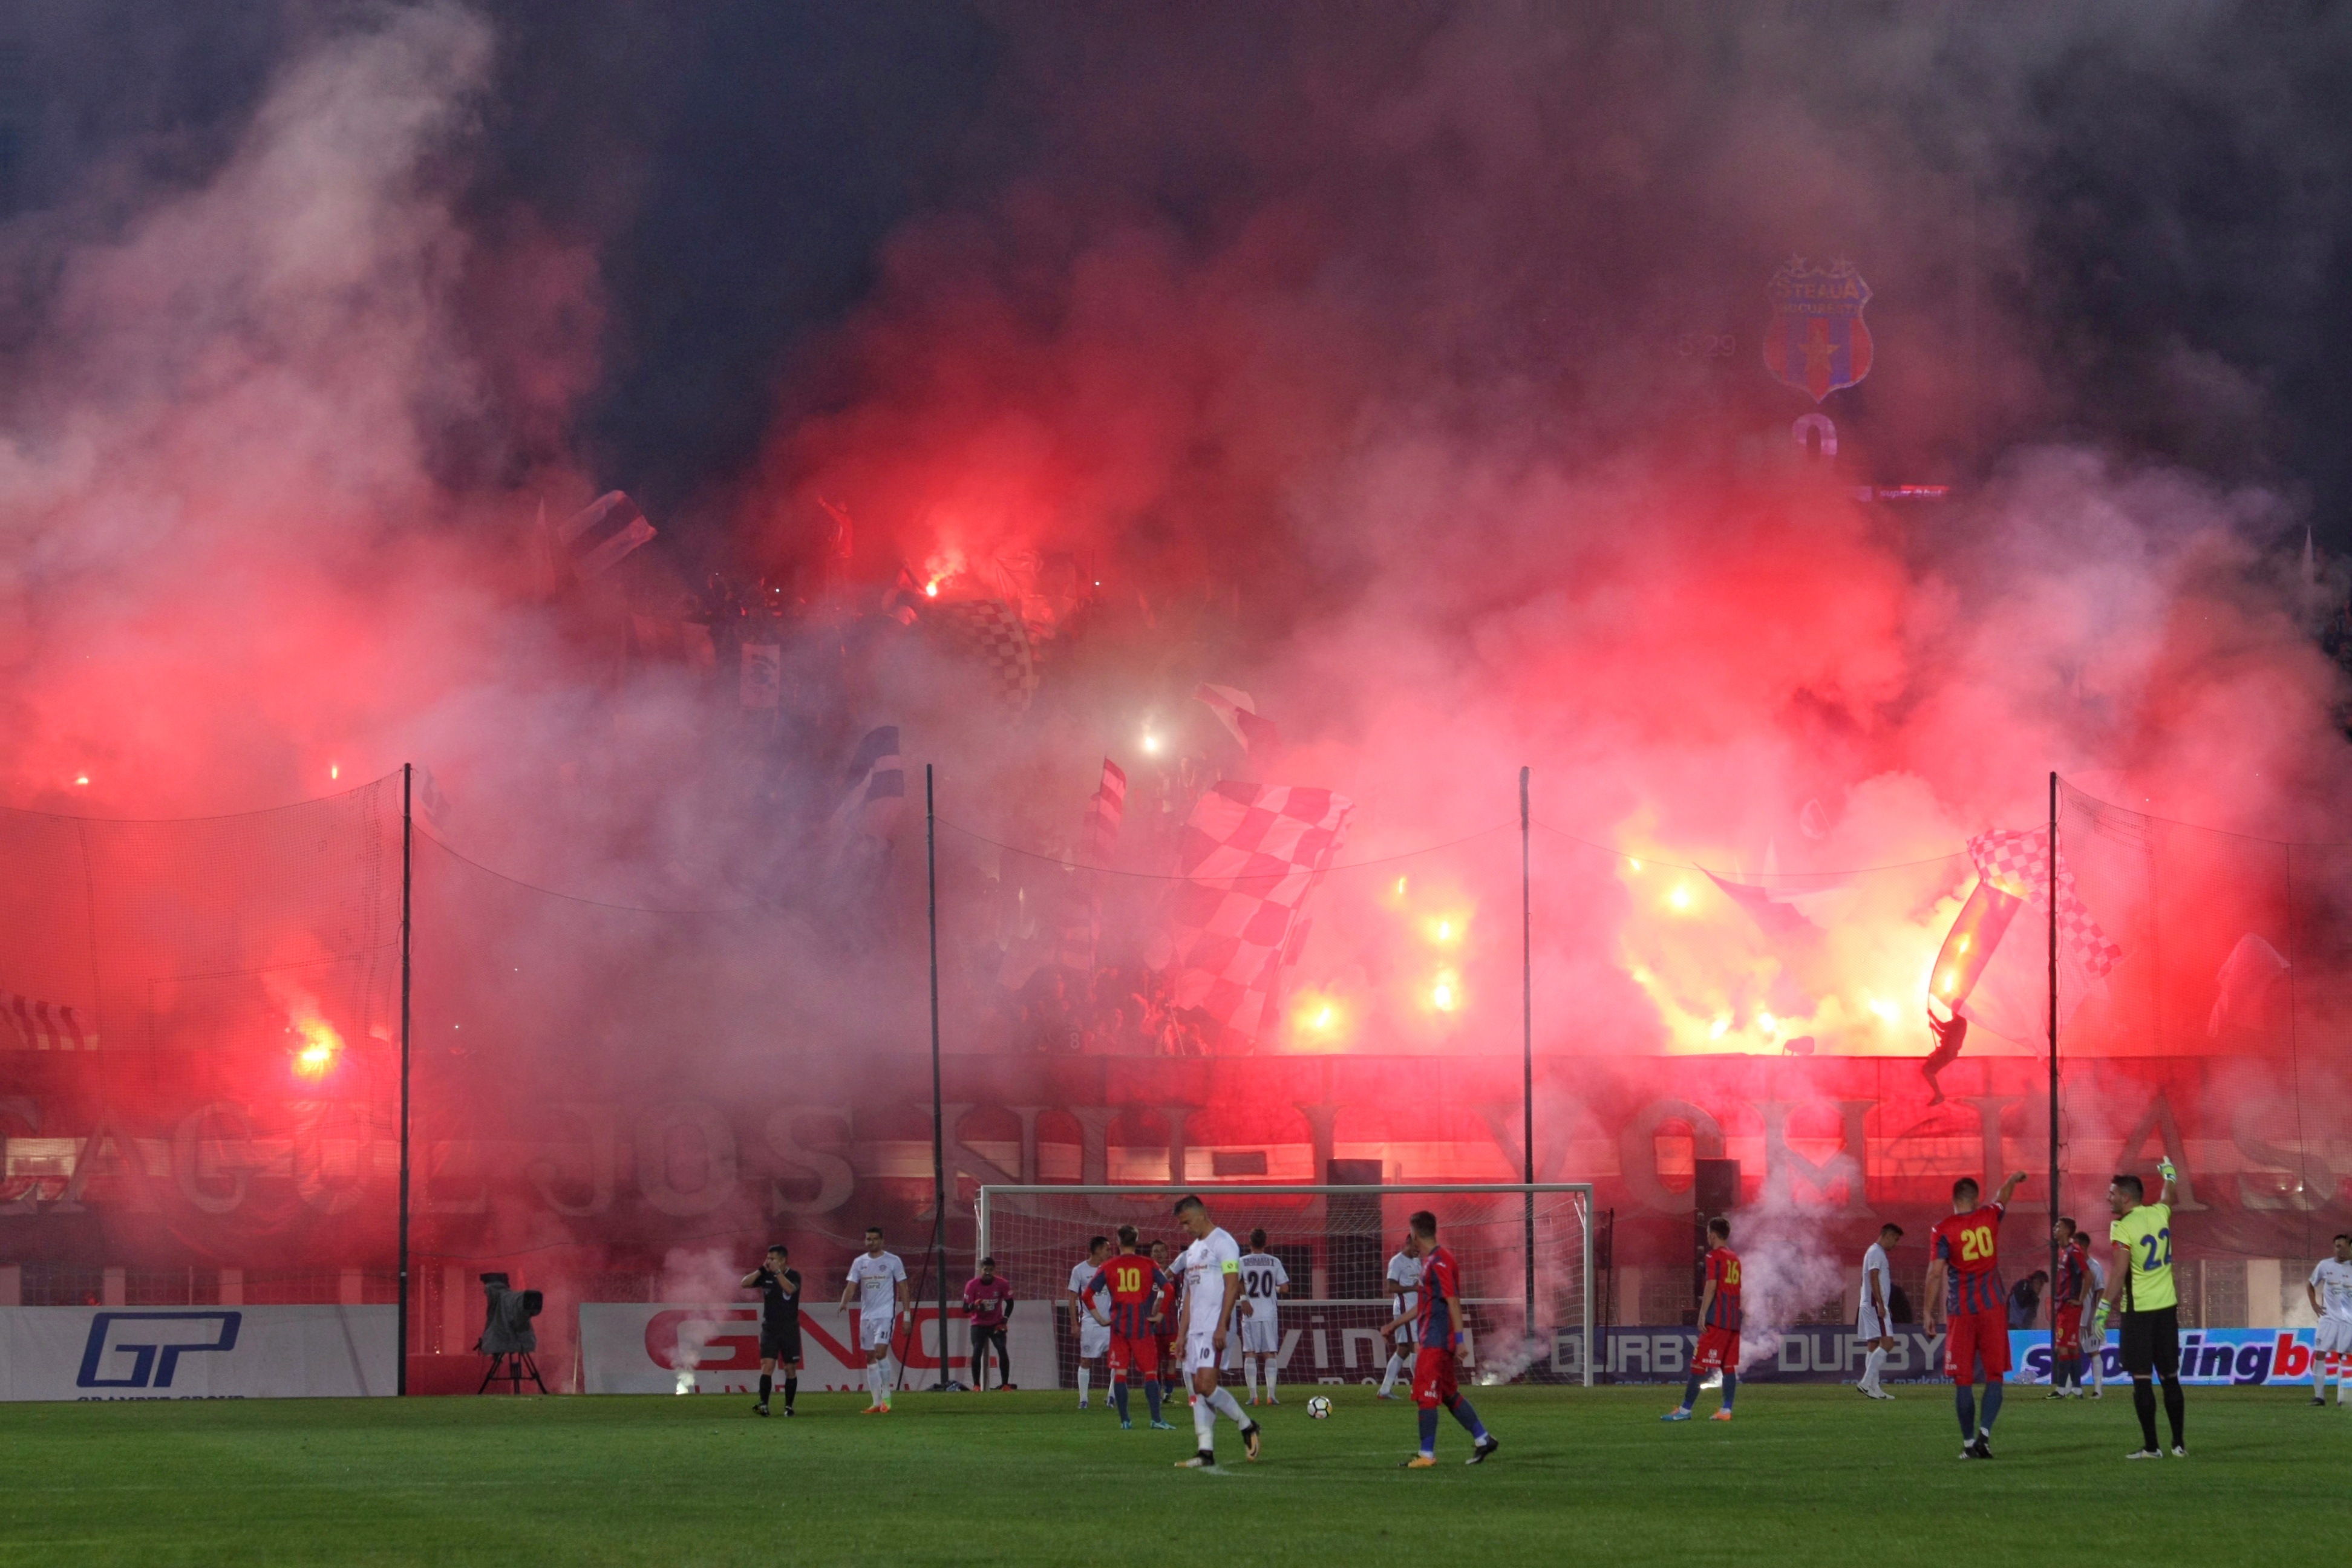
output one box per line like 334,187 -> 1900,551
1079,1319 -> 1111,1359
1236,1312 -> 1281,1354
860,1312 -> 897,1352
1187,1328 -> 1221,1372
2316,1317 -> 2352,1356
1392,1318 -> 1419,1350
1857,1307 -> 1890,1341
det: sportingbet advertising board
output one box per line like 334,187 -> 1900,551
2013,1328 -> 2337,1387
579,1302 -> 1062,1394
0,1305 -> 396,1400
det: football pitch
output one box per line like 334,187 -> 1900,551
1,1383 -> 2337,1566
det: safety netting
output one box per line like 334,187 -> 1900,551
0,778 -> 402,1308
8,762 -> 2347,1397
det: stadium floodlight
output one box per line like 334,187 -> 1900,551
975,1183 -> 1595,1390
475,1272 -> 547,1394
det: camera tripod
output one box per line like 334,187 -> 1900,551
479,1350 -> 547,1394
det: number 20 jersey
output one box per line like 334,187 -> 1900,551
1929,1202 -> 2008,1315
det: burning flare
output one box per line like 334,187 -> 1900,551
291,1018 -> 342,1077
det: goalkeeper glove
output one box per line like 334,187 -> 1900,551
2158,1156 -> 2177,1183
2092,1301 -> 2110,1334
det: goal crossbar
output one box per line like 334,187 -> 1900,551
975,1183 -> 1593,1387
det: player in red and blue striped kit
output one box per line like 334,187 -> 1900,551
1925,1171 -> 2029,1459
1664,1217 -> 1740,1422
1385,1210 -> 1498,1468
1083,1224 -> 1175,1431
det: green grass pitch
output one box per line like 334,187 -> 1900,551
1,1382 -> 2338,1565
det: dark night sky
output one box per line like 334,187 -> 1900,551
1,1 -> 2348,549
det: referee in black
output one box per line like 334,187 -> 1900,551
742,1244 -> 802,1417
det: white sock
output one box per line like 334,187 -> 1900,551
1864,1347 -> 1886,1389
1191,1392 -> 1216,1454
1380,1353 -> 1403,1394
1242,1357 -> 1259,1399
1207,1385 -> 1249,1425
866,1362 -> 882,1404
1078,1365 -> 1091,1403
1265,1359 -> 1279,1397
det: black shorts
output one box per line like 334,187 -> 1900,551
2120,1305 -> 2180,1378
972,1325 -> 1009,1357
760,1323 -> 802,1363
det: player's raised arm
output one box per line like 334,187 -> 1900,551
1996,1171 -> 2030,1206
2157,1155 -> 2178,1208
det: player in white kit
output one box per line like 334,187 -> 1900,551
837,1226 -> 908,1412
1066,1236 -> 1113,1410
1171,1194 -> 1264,1469
2082,1244 -> 2108,1398
2306,1233 -> 2352,1406
1856,1222 -> 1901,1399
1226,1228 -> 1292,1404
1379,1233 -> 1422,1399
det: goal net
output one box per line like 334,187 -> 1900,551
976,1184 -> 1592,1391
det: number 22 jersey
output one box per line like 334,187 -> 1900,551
1929,1203 -> 2008,1315
2109,1201 -> 2177,1311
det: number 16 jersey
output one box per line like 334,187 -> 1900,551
1929,1202 -> 2008,1315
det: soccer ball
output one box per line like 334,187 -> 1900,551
1307,1396 -> 1333,1419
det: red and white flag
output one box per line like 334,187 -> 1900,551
1163,783 -> 1351,1053
1195,685 -> 1282,765
556,491 -> 657,582
1054,761 -> 1127,972
1927,826 -> 2123,1044
1,990 -> 97,1050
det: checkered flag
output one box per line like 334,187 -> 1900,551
1,989 -> 97,1050
1054,760 -> 1127,972
1967,827 -> 2123,978
930,599 -> 1037,719
1163,783 -> 1351,1053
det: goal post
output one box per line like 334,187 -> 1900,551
975,1183 -> 1594,1390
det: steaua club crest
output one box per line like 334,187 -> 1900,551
1763,257 -> 1873,403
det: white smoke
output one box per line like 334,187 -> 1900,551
1726,1196 -> 1849,1376
658,1244 -> 749,1394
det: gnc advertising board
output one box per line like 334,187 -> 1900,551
579,1303 -> 1062,1394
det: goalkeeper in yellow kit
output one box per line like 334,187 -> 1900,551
2099,1158 -> 2184,1460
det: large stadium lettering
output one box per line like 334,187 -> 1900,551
1755,1099 -> 1871,1214
2114,1093 -> 2205,1210
171,1102 -> 252,1216
633,1102 -> 738,1217
1619,1099 -> 1727,1212
2230,1097 -> 2335,1211
766,1106 -> 854,1216
528,1103 -> 618,1217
